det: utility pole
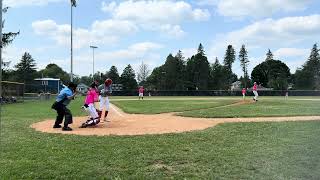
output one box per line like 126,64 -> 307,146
0,0 -> 3,149
70,0 -> 77,82
90,46 -> 98,81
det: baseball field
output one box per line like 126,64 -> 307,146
1,96 -> 320,179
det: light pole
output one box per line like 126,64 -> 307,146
0,0 -> 3,145
70,0 -> 77,82
90,46 -> 98,80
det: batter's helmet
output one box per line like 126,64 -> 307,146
105,78 -> 113,86
90,82 -> 97,88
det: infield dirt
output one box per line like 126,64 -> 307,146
31,102 -> 320,136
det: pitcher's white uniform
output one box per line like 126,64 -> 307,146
253,83 -> 258,101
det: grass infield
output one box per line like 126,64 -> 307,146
0,96 -> 320,179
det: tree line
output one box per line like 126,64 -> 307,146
2,40 -> 319,91
3,43 -> 320,92
144,43 -> 319,91
2,55 -> 139,92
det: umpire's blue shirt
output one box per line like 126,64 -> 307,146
56,87 -> 73,106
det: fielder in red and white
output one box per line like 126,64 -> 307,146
242,88 -> 246,100
138,86 -> 144,100
252,82 -> 259,102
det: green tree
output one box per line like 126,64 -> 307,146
197,43 -> 205,56
209,58 -> 229,90
14,52 -> 37,83
174,50 -> 187,90
72,75 -> 81,84
2,7 -> 19,47
120,64 -> 138,90
223,45 -> 236,87
1,7 -> 20,78
186,44 -> 210,90
93,71 -> 106,84
294,69 -> 313,90
223,45 -> 236,72
265,49 -> 274,61
145,66 -> 164,90
162,52 -> 186,90
2,69 -> 15,81
251,60 -> 291,90
239,45 -> 250,87
38,64 -> 70,83
295,44 -> 320,89
107,66 -> 120,83
79,76 -> 92,86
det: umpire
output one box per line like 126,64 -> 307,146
52,82 -> 78,131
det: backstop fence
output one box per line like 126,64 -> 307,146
1,81 -> 319,104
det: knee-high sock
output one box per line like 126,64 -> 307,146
97,110 -> 102,118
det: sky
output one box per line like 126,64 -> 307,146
2,0 -> 320,77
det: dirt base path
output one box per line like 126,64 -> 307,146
31,103 -> 320,136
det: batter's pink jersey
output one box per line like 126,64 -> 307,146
85,88 -> 98,104
139,87 -> 144,93
253,84 -> 257,91
242,89 -> 246,94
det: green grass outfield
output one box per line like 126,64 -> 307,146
112,96 -> 320,117
1,96 -> 320,179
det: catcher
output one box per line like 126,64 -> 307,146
80,82 -> 100,128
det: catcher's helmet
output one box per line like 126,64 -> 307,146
105,78 -> 113,86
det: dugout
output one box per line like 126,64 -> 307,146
34,78 -> 64,94
1,81 -> 25,103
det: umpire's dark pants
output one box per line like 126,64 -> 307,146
54,104 -> 73,127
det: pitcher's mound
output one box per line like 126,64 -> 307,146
31,104 -> 218,136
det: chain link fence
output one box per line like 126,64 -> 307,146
111,90 -> 320,96
1,81 -> 24,103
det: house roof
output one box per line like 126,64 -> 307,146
232,81 -> 241,85
34,78 -> 60,81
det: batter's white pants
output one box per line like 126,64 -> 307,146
253,91 -> 258,100
99,96 -> 110,111
87,103 -> 99,119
